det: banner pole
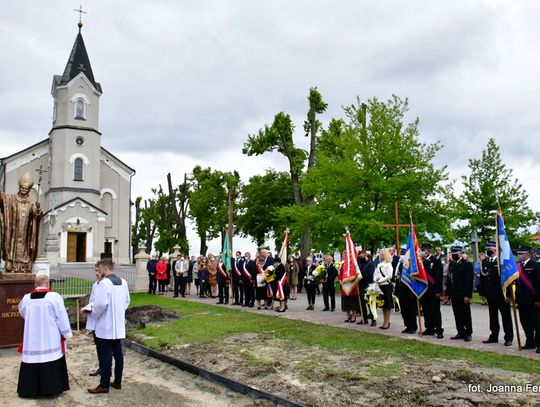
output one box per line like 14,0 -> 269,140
510,286 -> 522,351
416,297 -> 423,336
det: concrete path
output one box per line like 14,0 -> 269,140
165,289 -> 540,360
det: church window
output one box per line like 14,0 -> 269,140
74,158 -> 84,181
75,98 -> 85,119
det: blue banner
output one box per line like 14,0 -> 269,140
400,224 -> 428,299
497,213 -> 519,293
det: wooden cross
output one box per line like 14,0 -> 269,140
382,199 -> 408,249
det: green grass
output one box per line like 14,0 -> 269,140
129,293 -> 540,375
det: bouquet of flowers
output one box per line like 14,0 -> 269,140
333,261 -> 344,271
312,265 -> 327,284
264,265 -> 275,283
364,283 -> 384,320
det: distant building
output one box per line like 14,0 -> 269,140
0,23 -> 135,265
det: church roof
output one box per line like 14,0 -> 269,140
54,31 -> 102,93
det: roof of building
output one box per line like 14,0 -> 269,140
54,31 -> 102,92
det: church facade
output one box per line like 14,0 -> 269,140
0,26 -> 135,265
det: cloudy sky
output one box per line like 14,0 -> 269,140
1,1 -> 539,254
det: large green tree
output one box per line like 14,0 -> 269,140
454,138 -> 539,247
236,170 -> 295,248
189,166 -> 240,255
243,87 -> 327,255
281,95 -> 451,253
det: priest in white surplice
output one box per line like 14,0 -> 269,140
88,259 -> 130,394
17,274 -> 72,398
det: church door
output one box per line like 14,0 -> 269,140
67,232 -> 87,262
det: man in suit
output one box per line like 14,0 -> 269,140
322,255 -> 338,311
172,254 -> 189,298
515,246 -> 540,352
146,255 -> 157,295
231,251 -> 244,305
420,243 -> 444,338
243,252 -> 256,307
447,245 -> 474,342
478,242 -> 513,346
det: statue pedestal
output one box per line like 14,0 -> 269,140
0,275 -> 34,348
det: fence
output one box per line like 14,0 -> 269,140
51,262 -> 136,298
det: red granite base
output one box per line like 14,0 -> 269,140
0,279 -> 34,348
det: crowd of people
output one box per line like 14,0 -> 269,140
147,243 -> 540,354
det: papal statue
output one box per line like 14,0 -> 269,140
0,172 -> 42,273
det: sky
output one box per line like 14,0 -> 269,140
1,1 -> 539,255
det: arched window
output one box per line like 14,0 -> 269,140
74,158 -> 84,181
75,99 -> 85,119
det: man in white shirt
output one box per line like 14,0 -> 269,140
88,259 -> 130,394
17,274 -> 72,398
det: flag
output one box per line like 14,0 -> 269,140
276,269 -> 288,301
278,229 -> 289,265
401,223 -> 428,298
223,234 -> 232,272
339,230 -> 362,296
497,212 -> 519,293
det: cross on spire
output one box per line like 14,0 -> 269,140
74,5 -> 87,32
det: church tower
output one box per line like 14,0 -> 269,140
48,21 -> 102,211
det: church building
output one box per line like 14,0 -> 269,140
0,22 -> 135,265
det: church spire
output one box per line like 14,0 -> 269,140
57,16 -> 101,92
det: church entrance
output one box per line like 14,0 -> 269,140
67,232 -> 87,262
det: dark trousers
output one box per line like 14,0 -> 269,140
174,276 -> 186,297
148,274 -> 156,294
218,281 -> 229,303
518,304 -> 540,347
421,294 -> 443,334
399,292 -> 418,330
92,331 -> 103,369
97,338 -> 123,388
305,284 -> 316,305
451,297 -> 472,337
323,284 -> 335,310
232,279 -> 243,304
158,280 -> 166,294
199,281 -> 207,298
243,280 -> 254,305
487,296 -> 513,341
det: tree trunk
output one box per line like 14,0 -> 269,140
200,234 -> 208,256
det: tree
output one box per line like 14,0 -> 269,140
237,170 -> 295,247
454,138 -> 539,247
243,87 -> 327,255
131,196 -> 158,257
189,166 -> 240,255
281,95 -> 451,253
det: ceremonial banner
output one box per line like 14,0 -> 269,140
497,212 -> 520,293
276,270 -> 287,301
223,234 -> 232,272
278,229 -> 289,265
401,223 -> 428,298
339,230 -> 362,295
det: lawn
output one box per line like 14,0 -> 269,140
128,293 -> 539,375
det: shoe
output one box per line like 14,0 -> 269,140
232,302 -> 239,305
482,338 -> 498,344
522,344 -> 535,350
402,328 -> 416,334
88,386 -> 109,394
322,308 -> 330,311
536,347 -> 540,354
257,306 -> 261,310
422,330 -> 435,336
437,332 -> 444,339
331,308 -> 335,311
344,319 -> 351,323
379,323 -> 391,330
89,368 -> 101,377
357,320 -> 365,325
349,319 -> 356,323
371,320 -> 377,327
172,295 -> 178,298
464,336 -> 472,342
110,382 -> 122,390
504,340 -> 512,346
450,334 -> 463,340
276,309 -> 286,313
216,301 -> 223,304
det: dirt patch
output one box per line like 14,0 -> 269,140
158,333 -> 540,407
125,305 -> 179,329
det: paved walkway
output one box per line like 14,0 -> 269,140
164,289 -> 540,360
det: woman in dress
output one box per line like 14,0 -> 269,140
374,249 -> 394,329
303,257 -> 317,310
287,255 -> 299,300
155,256 -> 168,295
207,253 -> 218,298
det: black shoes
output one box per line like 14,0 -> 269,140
322,308 -> 330,311
482,338 -> 498,344
402,328 -> 416,334
450,334 -> 463,340
504,340 -> 512,346
89,368 -> 101,377
371,320 -> 377,327
422,330 -> 435,336
464,336 -> 472,342
436,332 -> 444,339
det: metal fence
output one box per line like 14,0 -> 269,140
51,263 -> 136,298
